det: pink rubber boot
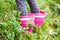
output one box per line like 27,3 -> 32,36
20,16 -> 30,28
34,10 -> 46,27
27,27 -> 33,33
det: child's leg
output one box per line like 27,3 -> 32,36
16,0 -> 28,16
27,0 -> 46,27
27,0 -> 40,13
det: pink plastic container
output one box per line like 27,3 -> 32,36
34,10 -> 46,26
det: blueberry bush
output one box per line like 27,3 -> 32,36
0,0 -> 60,40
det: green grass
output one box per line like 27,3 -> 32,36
0,0 -> 60,40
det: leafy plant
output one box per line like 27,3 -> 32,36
0,0 -> 60,40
